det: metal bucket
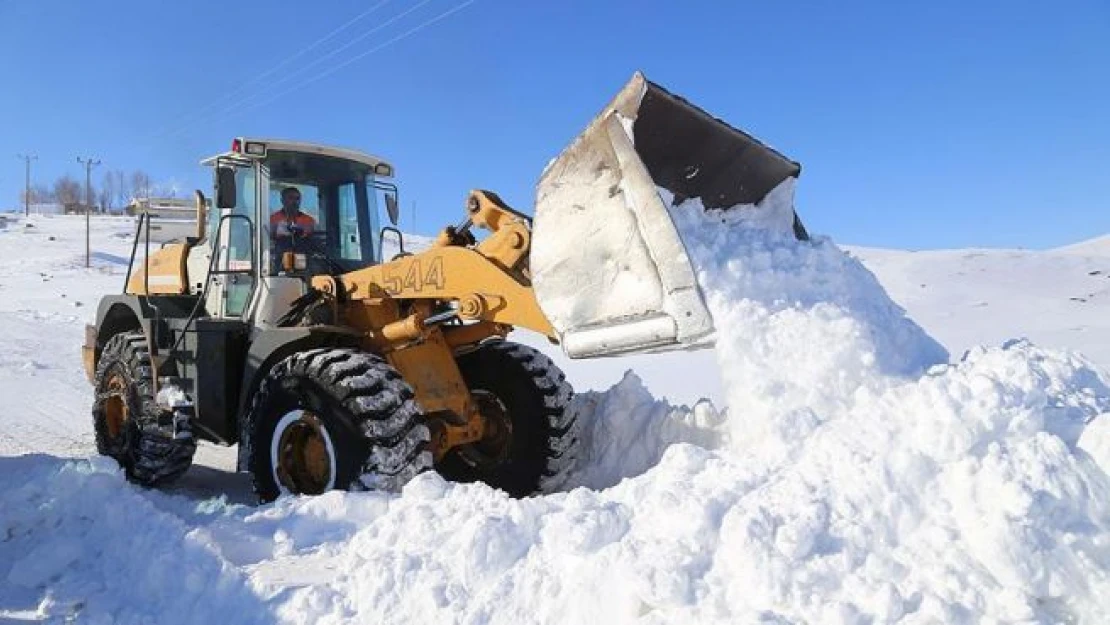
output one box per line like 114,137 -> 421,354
531,72 -> 806,358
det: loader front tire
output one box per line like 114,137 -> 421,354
440,340 -> 579,497
91,332 -> 196,486
247,349 -> 432,503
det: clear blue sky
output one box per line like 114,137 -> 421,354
1,0 -> 1107,249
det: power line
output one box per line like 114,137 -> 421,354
151,0 -> 396,142
234,0 -> 476,119
160,0 -> 437,140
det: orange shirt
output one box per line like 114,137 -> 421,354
270,210 -> 315,237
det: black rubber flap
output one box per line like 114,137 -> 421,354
632,80 -> 801,210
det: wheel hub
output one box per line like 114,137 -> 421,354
104,373 -> 129,439
273,411 -> 334,495
457,390 -> 513,469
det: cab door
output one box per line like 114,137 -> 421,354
210,158 -> 258,319
251,164 -> 309,327
189,158 -> 257,442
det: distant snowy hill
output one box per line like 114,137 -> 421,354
846,238 -> 1110,371
1056,234 -> 1110,256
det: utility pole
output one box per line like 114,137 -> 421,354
15,154 -> 36,216
78,157 -> 101,268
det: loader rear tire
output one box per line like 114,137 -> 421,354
440,340 -> 579,497
247,348 -> 432,503
91,332 -> 196,486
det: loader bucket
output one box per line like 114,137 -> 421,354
531,71 -> 806,359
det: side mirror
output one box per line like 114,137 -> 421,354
385,192 -> 399,226
216,167 -> 237,209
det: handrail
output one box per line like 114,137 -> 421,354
144,208 -> 151,296
121,209 -> 163,358
122,213 -> 145,293
208,214 -> 256,276
124,210 -> 257,323
124,209 -> 193,294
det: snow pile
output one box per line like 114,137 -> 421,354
1079,414 -> 1110,476
567,371 -> 724,490
668,184 -> 948,463
641,189 -> 1110,622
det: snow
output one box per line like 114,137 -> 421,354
1080,415 -> 1110,476
662,197 -> 1110,621
1,213 -> 1109,623
1054,233 -> 1110,256
846,242 -> 1110,375
568,372 -> 724,490
157,384 -> 193,409
525,226 -> 1110,408
1,455 -> 273,624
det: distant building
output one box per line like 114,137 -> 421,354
126,197 -> 204,243
62,202 -> 96,215
28,203 -> 63,215
125,197 -> 197,220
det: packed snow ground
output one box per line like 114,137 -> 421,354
1,213 -> 1109,623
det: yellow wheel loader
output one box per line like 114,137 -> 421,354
82,72 -> 806,501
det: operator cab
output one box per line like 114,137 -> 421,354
203,138 -> 400,275
199,138 -> 401,321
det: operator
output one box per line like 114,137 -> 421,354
270,186 -> 316,241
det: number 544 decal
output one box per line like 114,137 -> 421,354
382,256 -> 446,294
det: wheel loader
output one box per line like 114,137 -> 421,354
82,72 -> 806,501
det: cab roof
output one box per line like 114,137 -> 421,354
200,138 -> 394,177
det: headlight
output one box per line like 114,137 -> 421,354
244,141 -> 267,157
